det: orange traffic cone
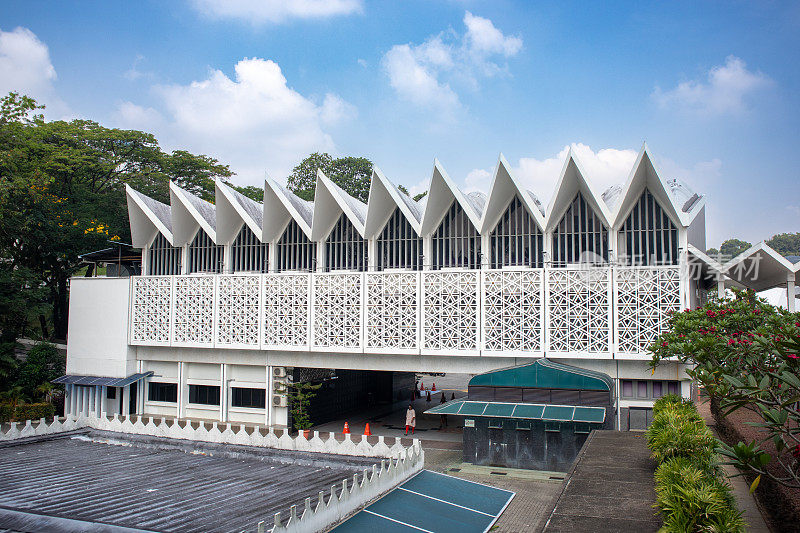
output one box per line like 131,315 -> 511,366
343,421 -> 350,434
363,423 -> 372,436
420,381 -> 424,390
432,383 -> 436,391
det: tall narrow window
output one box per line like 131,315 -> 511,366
276,219 -> 316,272
147,233 -> 182,275
432,201 -> 480,269
617,189 -> 678,265
187,228 -> 223,274
377,208 -> 422,271
489,196 -> 543,268
325,213 -> 367,271
552,192 -> 608,267
231,225 -> 268,273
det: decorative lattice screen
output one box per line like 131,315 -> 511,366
216,275 -> 261,346
263,274 -> 310,347
483,270 -> 542,352
365,272 -> 418,350
423,271 -> 479,351
547,268 -> 610,353
615,267 -> 681,353
173,275 -> 214,345
130,276 -> 172,344
313,273 -> 362,349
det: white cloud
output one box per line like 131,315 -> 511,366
123,54 -> 153,81
114,57 -> 355,184
0,26 -> 70,118
191,0 -> 362,24
513,144 -> 638,202
653,56 -> 772,115
464,168 -> 491,193
381,12 -> 522,112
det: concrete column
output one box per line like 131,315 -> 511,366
64,385 -> 72,417
219,364 -> 227,422
717,279 -> 725,300
122,385 -> 130,417
266,365 -> 273,427
94,386 -> 102,417
177,362 -> 186,419
100,386 -> 107,416
72,385 -> 79,416
268,238 -> 277,273
788,278 -> 796,313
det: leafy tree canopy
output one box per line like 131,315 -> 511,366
766,232 -> 800,256
286,152 -> 372,203
0,91 -> 232,341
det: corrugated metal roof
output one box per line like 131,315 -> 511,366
52,372 -> 154,387
425,400 -> 605,423
468,359 -> 613,391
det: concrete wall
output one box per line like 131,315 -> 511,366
66,277 -> 136,378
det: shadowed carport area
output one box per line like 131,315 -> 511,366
542,430 -> 660,532
0,432 -> 380,533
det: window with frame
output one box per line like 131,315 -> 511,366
617,189 -> 678,266
552,192 -> 608,267
489,196 -> 544,268
276,219 -> 316,272
377,208 -> 423,271
188,384 -> 220,405
106,387 -> 117,400
231,387 -> 266,409
621,380 -> 681,400
187,228 -> 224,274
431,201 -> 480,269
148,382 -> 178,403
325,213 -> 367,271
147,233 -> 182,275
231,225 -> 268,273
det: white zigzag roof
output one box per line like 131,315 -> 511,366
723,241 -> 797,291
311,169 -> 367,240
125,184 -> 174,247
609,144 -> 703,229
364,166 -> 423,238
545,148 -> 613,232
420,159 -> 484,236
215,180 -> 264,244
263,177 -> 313,241
124,144 -> 706,248
169,181 -> 217,246
480,154 -> 546,234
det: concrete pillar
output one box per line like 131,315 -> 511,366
717,279 -> 725,300
219,364 -> 227,422
266,365 -> 273,427
122,385 -> 130,417
94,386 -> 102,417
72,385 -> 78,416
788,279 -> 796,313
100,386 -> 107,416
177,362 -> 186,419
64,385 -> 71,417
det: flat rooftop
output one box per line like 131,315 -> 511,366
0,431 -> 379,533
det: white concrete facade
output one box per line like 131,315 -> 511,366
66,144 -> 719,428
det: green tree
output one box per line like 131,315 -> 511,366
767,232 -> 800,256
288,381 -> 322,432
16,342 -> 64,398
720,239 -> 751,259
286,152 -> 372,203
0,92 -> 232,341
230,184 -> 264,202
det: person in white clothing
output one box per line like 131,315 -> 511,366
405,404 -> 416,435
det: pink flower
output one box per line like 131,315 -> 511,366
788,354 -> 798,360
707,310 -> 717,318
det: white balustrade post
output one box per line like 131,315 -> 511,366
177,361 -> 186,419
788,276 -> 796,313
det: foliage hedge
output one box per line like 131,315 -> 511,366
0,402 -> 55,423
647,395 -> 745,532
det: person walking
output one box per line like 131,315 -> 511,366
439,393 -> 448,429
405,404 -> 416,435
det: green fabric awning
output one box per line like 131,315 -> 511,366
467,358 -> 613,391
424,400 -> 605,423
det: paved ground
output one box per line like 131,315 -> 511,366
541,430 -> 661,532
0,432 -> 379,533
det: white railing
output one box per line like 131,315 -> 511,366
129,266 -> 682,357
0,414 -> 417,459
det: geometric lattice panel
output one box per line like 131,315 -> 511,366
313,273 -> 362,349
423,271 -> 479,351
263,274 -> 310,347
173,275 -> 214,345
547,268 -> 610,353
216,275 -> 260,346
616,267 -> 681,353
366,272 -> 418,350
130,276 -> 172,344
483,270 -> 542,352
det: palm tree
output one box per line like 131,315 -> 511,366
0,386 -> 27,414
35,382 -> 55,403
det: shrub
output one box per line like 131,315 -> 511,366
0,402 -> 11,424
647,401 -> 717,465
13,402 -> 55,421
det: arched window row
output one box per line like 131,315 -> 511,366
552,192 -> 609,267
377,208 -> 423,271
490,196 -> 544,269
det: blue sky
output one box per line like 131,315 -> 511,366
1,1 -> 799,247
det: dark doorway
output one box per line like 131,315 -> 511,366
129,383 -> 137,415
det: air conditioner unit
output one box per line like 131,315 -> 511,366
273,380 -> 287,394
273,367 -> 286,378
272,394 -> 287,407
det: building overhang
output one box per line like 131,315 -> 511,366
215,180 -> 264,244
169,181 -> 217,245
263,177 -> 313,242
723,242 -> 797,291
125,184 -> 173,248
